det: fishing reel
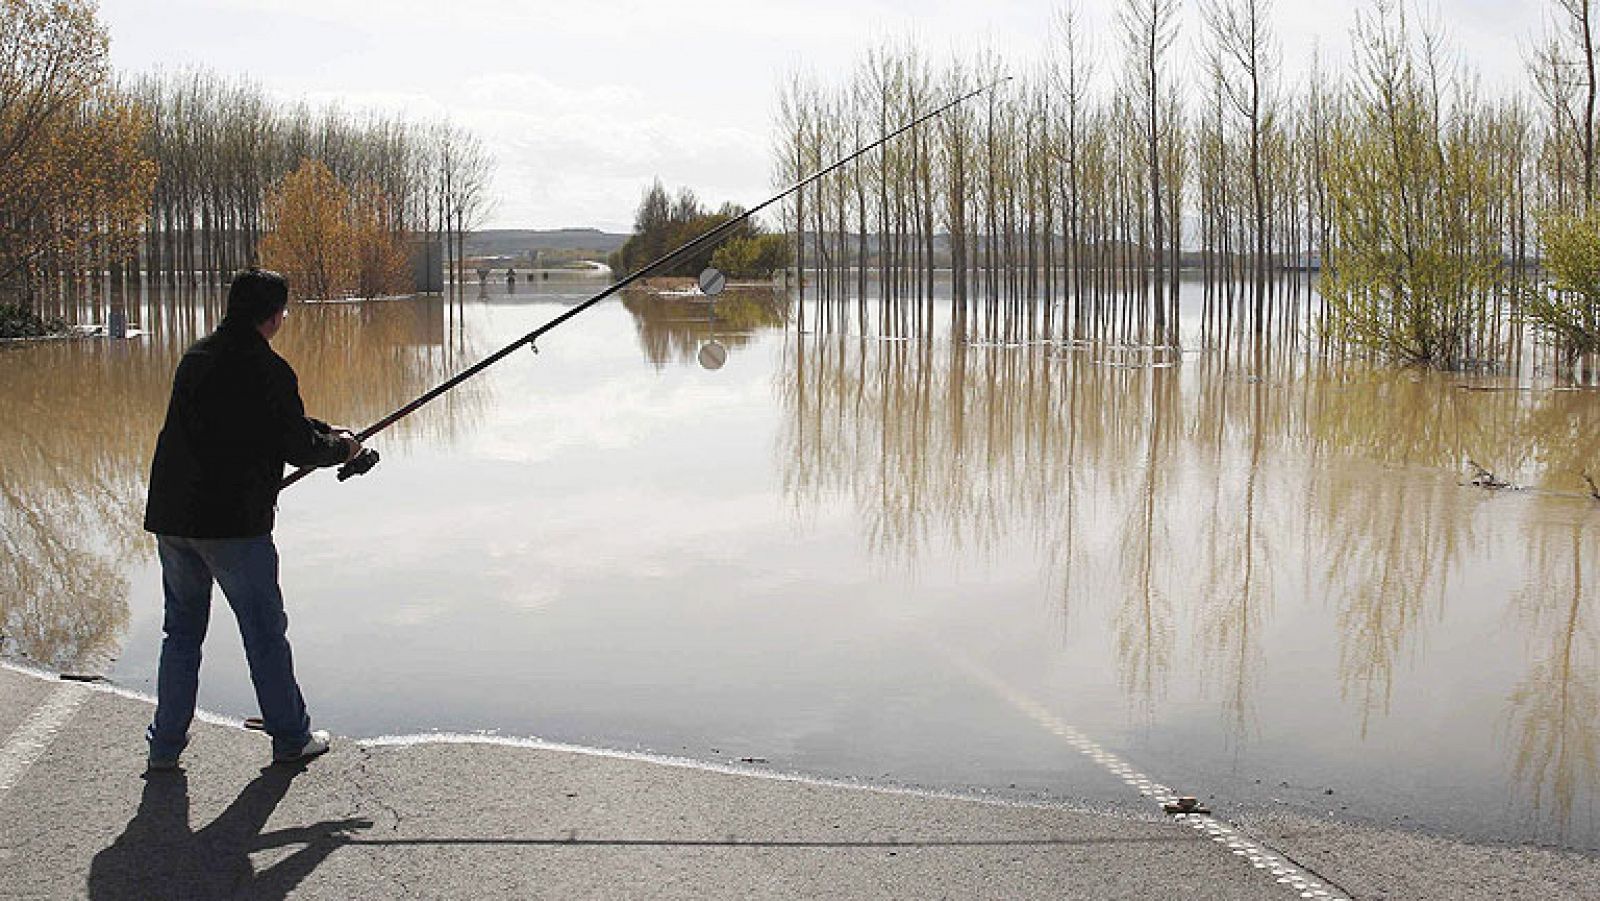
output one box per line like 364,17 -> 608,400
337,448 -> 381,482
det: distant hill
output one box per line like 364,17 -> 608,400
465,228 -> 628,258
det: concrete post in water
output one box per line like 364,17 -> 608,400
408,238 -> 444,294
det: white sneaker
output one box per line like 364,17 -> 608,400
273,729 -> 332,764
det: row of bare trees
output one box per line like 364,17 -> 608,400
131,68 -> 493,293
775,0 -> 1600,369
6,1 -> 496,314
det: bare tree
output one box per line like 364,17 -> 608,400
1051,3 -> 1095,335
1205,0 -> 1281,332
1121,0 -> 1181,343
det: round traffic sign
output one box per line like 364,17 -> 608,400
698,340 -> 729,370
698,267 -> 727,297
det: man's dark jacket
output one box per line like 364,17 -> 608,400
144,317 -> 349,539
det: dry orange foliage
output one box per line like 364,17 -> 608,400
259,159 -> 411,301
0,0 -> 156,287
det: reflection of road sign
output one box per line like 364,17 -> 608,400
698,267 -> 726,297
698,340 -> 728,371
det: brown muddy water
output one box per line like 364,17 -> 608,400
1,277 -> 1596,852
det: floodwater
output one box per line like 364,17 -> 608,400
2,276 -> 1597,853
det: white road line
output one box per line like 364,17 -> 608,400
0,661 -> 236,728
0,682 -> 90,802
0,663 -> 1073,815
941,647 -> 1350,901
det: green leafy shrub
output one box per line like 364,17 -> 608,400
1527,209 -> 1600,359
0,304 -> 67,339
711,234 -> 791,279
1320,3 -> 1502,367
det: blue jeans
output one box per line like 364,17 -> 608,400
148,535 -> 312,759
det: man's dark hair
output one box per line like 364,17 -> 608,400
225,268 -> 290,325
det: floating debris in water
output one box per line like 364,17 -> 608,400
1098,359 -> 1177,369
1455,383 -> 1593,393
1465,458 -> 1516,491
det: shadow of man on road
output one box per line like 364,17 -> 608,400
87,765 -> 371,900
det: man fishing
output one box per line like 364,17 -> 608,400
142,267 -> 361,771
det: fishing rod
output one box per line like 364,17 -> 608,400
286,75 -> 1012,490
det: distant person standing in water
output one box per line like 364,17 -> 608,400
142,268 -> 361,771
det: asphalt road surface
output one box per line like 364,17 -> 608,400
0,664 -> 1594,900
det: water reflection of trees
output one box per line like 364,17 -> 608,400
1304,370 -> 1600,493
0,339 -> 159,667
1299,364 -> 1600,743
277,297 -> 486,448
1503,509 -> 1598,841
1189,347 -> 1277,735
621,288 -> 791,370
778,327 -> 1189,710
1317,468 -> 1474,735
778,313 -> 1600,761
0,294 -> 483,668
1115,366 -> 1177,715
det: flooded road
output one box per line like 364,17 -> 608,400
1,279 -> 1596,852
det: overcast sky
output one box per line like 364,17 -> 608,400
103,0 -> 1548,231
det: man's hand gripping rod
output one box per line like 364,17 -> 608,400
281,76 -> 1010,490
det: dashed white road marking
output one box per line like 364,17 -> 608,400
0,682 -> 90,803
942,647 -> 1350,901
